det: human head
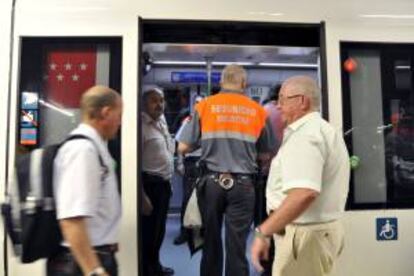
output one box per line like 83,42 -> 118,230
263,84 -> 282,105
210,86 -> 220,95
80,85 -> 123,140
179,91 -> 189,107
143,87 -> 165,120
220,64 -> 247,92
194,95 -> 204,104
277,76 -> 320,125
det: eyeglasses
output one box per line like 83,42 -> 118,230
277,94 -> 304,105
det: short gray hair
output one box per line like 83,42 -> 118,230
142,87 -> 164,104
282,76 -> 320,111
221,64 -> 247,86
80,85 -> 120,119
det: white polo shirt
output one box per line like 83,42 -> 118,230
142,112 -> 175,180
54,123 -> 121,246
266,112 -> 350,224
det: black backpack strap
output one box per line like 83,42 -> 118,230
42,135 -> 109,200
63,134 -> 109,184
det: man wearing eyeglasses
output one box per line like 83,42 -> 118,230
251,76 -> 350,276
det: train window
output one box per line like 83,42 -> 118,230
341,42 -> 414,209
394,60 -> 412,90
17,37 -> 122,181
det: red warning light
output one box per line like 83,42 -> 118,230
344,58 -> 358,73
391,113 -> 400,126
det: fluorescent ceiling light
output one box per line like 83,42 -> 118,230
360,14 -> 414,19
152,60 -> 317,68
259,62 -> 318,68
212,61 -> 255,66
395,65 -> 411,70
152,61 -> 255,66
153,61 -> 205,65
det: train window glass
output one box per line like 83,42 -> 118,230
394,60 -> 411,90
341,42 -> 414,209
18,37 -> 122,182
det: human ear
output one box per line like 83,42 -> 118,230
100,106 -> 111,119
302,96 -> 311,110
241,79 -> 247,89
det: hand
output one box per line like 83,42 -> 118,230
250,236 -> 271,273
141,193 -> 153,216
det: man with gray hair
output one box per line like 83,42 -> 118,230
177,65 -> 276,276
47,85 -> 122,276
251,76 -> 350,276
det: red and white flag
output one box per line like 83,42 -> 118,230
43,45 -> 109,108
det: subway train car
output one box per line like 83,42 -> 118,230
1,0 -> 414,275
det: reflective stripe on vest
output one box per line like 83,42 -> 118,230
195,93 -> 268,142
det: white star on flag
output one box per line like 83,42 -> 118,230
72,74 -> 80,81
80,63 -> 88,70
43,45 -> 106,108
64,63 -> 72,70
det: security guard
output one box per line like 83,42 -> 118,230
177,65 -> 276,276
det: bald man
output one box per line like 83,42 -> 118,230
251,76 -> 350,276
47,86 -> 123,276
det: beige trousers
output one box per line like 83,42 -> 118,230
272,220 -> 345,276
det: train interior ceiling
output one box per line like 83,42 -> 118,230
142,43 -> 320,134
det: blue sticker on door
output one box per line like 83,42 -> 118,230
376,217 -> 398,241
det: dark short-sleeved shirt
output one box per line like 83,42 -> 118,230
176,92 -> 277,174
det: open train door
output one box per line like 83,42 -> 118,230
138,18 -> 328,275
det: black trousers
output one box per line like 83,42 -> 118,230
179,157 -> 199,234
141,173 -> 172,276
46,246 -> 118,276
199,174 -> 255,276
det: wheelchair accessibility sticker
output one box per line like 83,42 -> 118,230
376,218 -> 398,241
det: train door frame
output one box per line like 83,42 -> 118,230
137,18 -> 329,274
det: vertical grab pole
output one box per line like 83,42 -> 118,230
205,56 -> 212,95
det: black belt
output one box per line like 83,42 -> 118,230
206,171 -> 253,179
184,156 -> 200,162
60,243 -> 118,254
142,172 -> 169,182
94,244 -> 118,253
205,171 -> 253,190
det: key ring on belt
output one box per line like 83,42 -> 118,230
218,173 -> 234,190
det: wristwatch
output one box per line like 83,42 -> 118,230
88,266 -> 106,276
254,227 -> 271,241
